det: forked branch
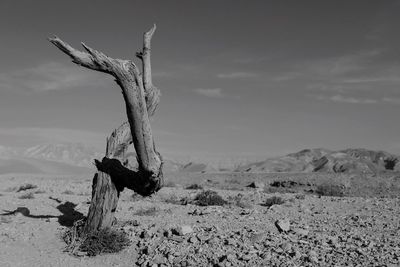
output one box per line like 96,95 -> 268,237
48,36 -> 123,75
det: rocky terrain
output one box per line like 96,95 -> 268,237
0,171 -> 399,266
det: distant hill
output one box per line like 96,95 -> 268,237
0,157 -> 93,175
0,143 -> 100,175
22,143 -> 102,167
236,148 -> 400,174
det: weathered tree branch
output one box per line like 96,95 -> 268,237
136,24 -> 160,117
49,25 -> 164,233
48,36 -> 122,75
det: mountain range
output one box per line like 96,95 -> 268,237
0,143 -> 101,175
0,143 -> 399,175
235,148 -> 400,174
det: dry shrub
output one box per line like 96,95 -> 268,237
16,184 -> 37,192
262,196 -> 285,208
316,183 -> 345,197
18,192 -> 35,199
185,184 -> 203,190
194,190 -> 227,206
63,219 -> 130,256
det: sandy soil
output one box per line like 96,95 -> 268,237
1,173 -> 399,266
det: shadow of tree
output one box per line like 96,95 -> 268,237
0,200 -> 84,227
57,201 -> 84,226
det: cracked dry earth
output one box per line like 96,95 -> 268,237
0,174 -> 399,266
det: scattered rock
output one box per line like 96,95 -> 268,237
275,219 -> 290,233
307,250 -> 318,263
171,225 -> 193,236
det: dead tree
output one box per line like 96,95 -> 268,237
49,25 -> 163,233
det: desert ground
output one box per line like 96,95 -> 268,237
1,171 -> 399,267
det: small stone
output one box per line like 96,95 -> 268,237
140,230 -> 150,239
308,250 -> 318,263
275,219 -> 290,232
131,219 -> 140,226
242,254 -> 252,261
189,236 -> 198,243
227,254 -> 236,262
163,229 -> 172,238
280,242 -> 292,252
172,225 -> 193,236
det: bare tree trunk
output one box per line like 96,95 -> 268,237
49,25 -> 163,233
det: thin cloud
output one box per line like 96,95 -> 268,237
312,94 -> 377,104
193,88 -> 224,98
0,62 -> 102,93
217,72 -> 257,79
382,97 -> 400,105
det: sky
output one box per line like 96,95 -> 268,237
1,0 -> 400,162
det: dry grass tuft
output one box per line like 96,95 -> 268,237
194,190 -> 227,206
63,219 -> 130,256
18,192 -> 35,199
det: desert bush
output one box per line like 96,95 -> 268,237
62,190 -> 75,195
185,183 -> 203,190
63,219 -> 130,256
194,190 -> 227,206
18,192 -> 35,199
133,207 -> 159,216
16,184 -> 38,192
262,196 -> 285,208
316,183 -> 345,197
